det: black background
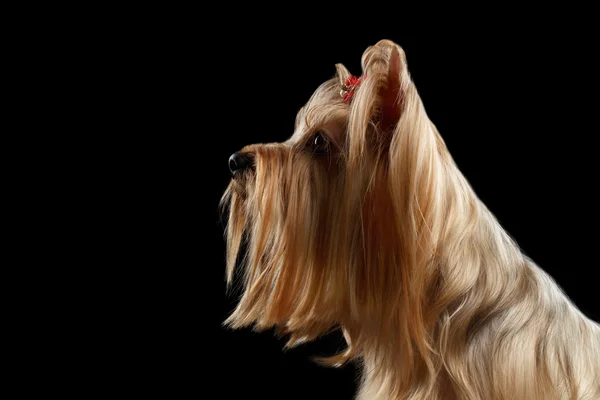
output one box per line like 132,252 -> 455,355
109,20 -> 599,400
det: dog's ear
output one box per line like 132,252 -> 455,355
347,41 -> 412,164
362,40 -> 409,132
335,63 -> 351,87
378,42 -> 405,131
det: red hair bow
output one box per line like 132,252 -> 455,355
340,75 -> 366,103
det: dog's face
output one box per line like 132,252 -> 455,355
222,76 -> 355,340
221,40 -> 442,351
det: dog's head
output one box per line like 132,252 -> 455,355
221,40 -> 451,359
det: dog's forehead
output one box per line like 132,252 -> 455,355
288,78 -> 348,144
289,106 -> 347,146
289,118 -> 346,147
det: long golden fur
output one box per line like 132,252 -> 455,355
221,40 -> 600,399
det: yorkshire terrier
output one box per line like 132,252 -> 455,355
220,40 -> 600,399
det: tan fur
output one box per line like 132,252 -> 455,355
221,40 -> 600,399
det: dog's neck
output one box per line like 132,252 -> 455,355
347,177 -> 595,399
344,148 -> 554,398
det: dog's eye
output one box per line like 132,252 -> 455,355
311,131 -> 330,154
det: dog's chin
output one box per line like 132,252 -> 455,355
228,170 -> 254,194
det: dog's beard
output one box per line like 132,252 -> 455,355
220,143 -> 352,349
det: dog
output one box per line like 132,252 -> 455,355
220,40 -> 600,399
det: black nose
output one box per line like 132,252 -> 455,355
228,152 -> 254,174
